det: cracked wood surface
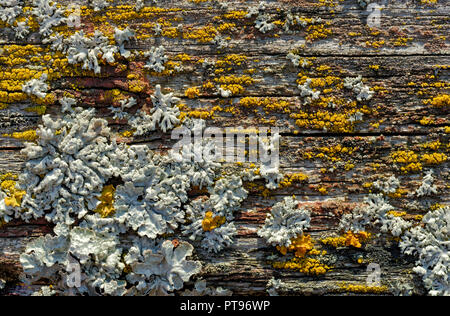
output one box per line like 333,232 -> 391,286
0,0 -> 448,295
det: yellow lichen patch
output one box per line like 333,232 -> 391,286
314,0 -> 345,8
305,23 -> 333,42
0,45 -> 44,68
185,87 -> 200,99
174,53 -> 192,63
430,203 -> 446,211
315,65 -> 332,73
272,257 -> 331,276
202,211 -> 226,232
0,173 -> 18,182
104,89 -> 125,103
217,23 -> 236,33
1,180 -> 17,193
216,54 -> 248,68
391,150 -> 423,173
311,95 -> 357,108
104,6 -> 183,25
221,84 -> 245,95
187,109 -> 214,120
317,186 -> 328,195
421,152 -> 447,165
388,188 -> 408,199
401,162 -> 424,173
393,37 -> 413,47
419,117 -> 434,126
244,182 -> 271,198
162,27 -> 181,39
179,102 -> 216,120
202,81 -> 215,90
386,210 -> 407,217
310,144 -> 357,162
183,25 -> 218,43
4,191 -> 25,208
0,42 -> 102,110
424,94 -> 450,108
296,75 -> 342,89
223,11 -> 248,20
0,46 -> 49,109
421,140 -> 441,151
279,173 -> 309,188
365,40 -> 385,49
277,234 -> 314,258
1,175 -> 25,208
120,130 -> 135,138
25,105 -> 47,115
178,111 -> 188,123
420,0 -> 437,4
34,92 -> 55,107
239,97 -> 292,114
128,80 -> 147,93
189,0 -> 211,3
215,74 -> 254,85
339,282 -> 388,294
2,130 -> 38,142
344,163 -> 355,171
290,107 -> 368,133
94,185 -> 116,218
321,231 -> 371,249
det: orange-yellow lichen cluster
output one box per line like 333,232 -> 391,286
290,109 -> 365,133
223,11 -> 248,20
391,148 -> 448,173
178,103 -> 216,120
391,150 -> 423,173
94,185 -> 116,218
305,23 -> 333,42
421,140 -> 442,151
215,54 -> 248,68
424,94 -> 450,108
273,233 -> 330,277
1,174 -> 25,208
277,234 -> 314,257
183,25 -> 218,43
239,97 -> 292,114
202,211 -> 226,232
339,282 -> 388,294
273,257 -> 331,276
2,130 -> 38,142
244,182 -> 271,198
387,188 -> 408,199
386,210 -> 408,218
393,37 -> 413,47
0,41 -> 100,112
421,152 -> 448,165
185,87 -> 200,99
279,173 -> 309,188
103,6 -> 183,32
321,231 -> 371,249
420,0 -> 438,5
214,75 -> 255,96
305,144 -> 357,162
296,75 -> 342,89
120,130 -> 135,138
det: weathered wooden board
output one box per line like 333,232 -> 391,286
0,0 -> 448,296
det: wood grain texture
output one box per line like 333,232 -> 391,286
0,0 -> 448,296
